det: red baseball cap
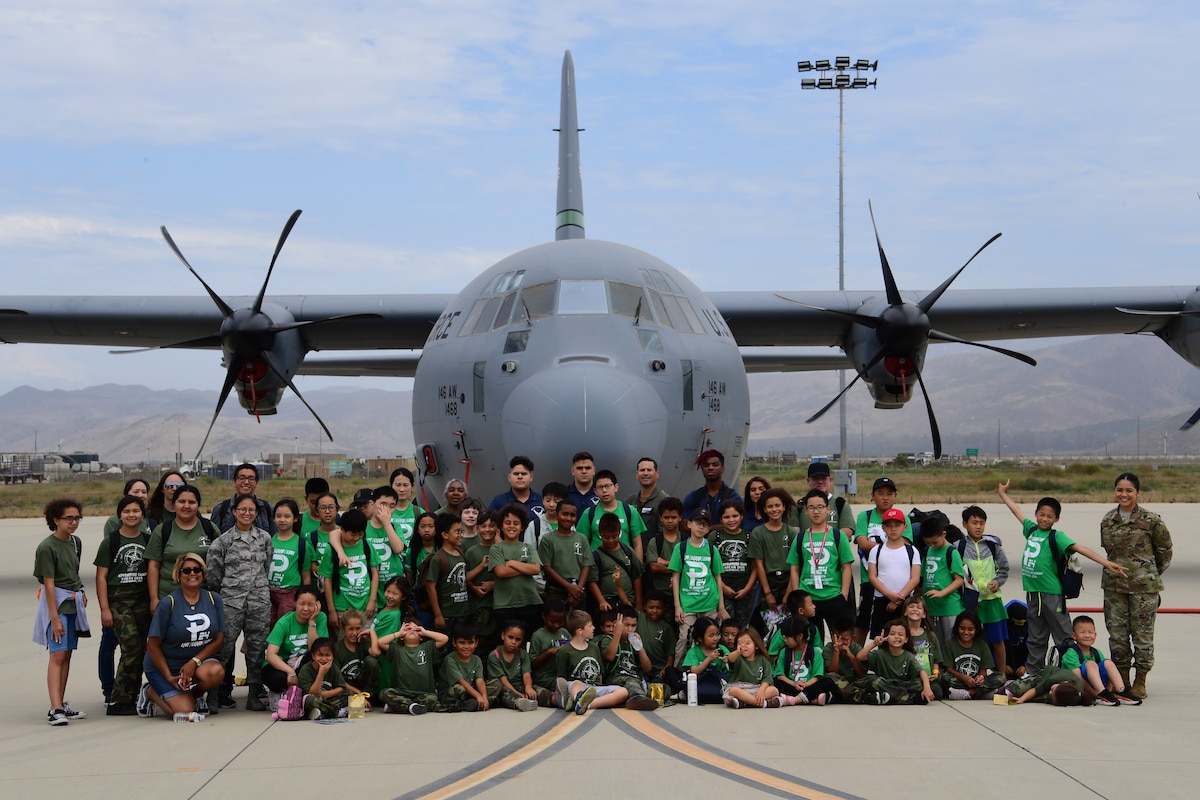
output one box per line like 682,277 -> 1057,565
881,508 -> 906,523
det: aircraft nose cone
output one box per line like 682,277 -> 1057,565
501,364 -> 667,471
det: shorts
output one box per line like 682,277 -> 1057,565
722,681 -> 761,698
982,619 -> 1009,645
46,613 -> 78,653
145,657 -> 220,700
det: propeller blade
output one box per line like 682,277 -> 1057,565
262,349 -> 333,441
772,295 -> 881,328
927,329 -> 1037,366
194,360 -> 243,460
108,335 -> 223,355
160,225 -> 235,318
1116,306 -> 1200,318
253,210 -> 302,314
917,232 -> 1002,314
913,365 -> 942,459
867,200 -> 903,307
806,347 -> 890,424
1181,406 -> 1200,432
267,312 -> 384,335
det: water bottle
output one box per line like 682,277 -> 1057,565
686,673 -> 698,707
173,712 -> 205,723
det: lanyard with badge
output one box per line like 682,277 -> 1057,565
807,527 -> 831,590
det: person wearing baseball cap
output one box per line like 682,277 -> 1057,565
351,488 -> 374,513
853,477 -> 912,643
802,461 -> 855,542
668,504 -> 728,667
866,506 -> 922,637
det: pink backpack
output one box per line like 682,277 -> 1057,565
272,686 -> 306,721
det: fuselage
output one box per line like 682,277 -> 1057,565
412,237 -> 750,501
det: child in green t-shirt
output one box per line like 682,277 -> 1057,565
919,517 -> 965,646
424,514 -> 469,634
940,612 -> 1004,700
637,591 -> 677,681
318,509 -> 378,635
600,607 -> 658,710
821,617 -> 864,703
774,615 -> 837,706
530,600 -> 571,692
998,481 -> 1126,675
373,619 -> 449,714
554,610 -> 629,714
668,509 -> 728,667
723,627 -> 780,708
1061,616 -> 1141,706
856,619 -> 935,705
485,621 -> 549,710
334,609 -> 379,702
298,638 -> 350,719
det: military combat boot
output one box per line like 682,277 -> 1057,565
1117,666 -> 1131,691
245,684 -> 268,711
1131,669 -> 1149,699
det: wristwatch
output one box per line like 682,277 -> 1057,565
191,657 -> 202,667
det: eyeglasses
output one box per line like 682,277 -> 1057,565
805,505 -> 828,511
165,482 -> 185,489
235,507 -> 258,514
594,483 -> 615,491
317,505 -> 338,512
235,475 -> 258,483
179,566 -> 204,575
58,515 -> 83,523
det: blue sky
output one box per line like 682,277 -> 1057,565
1,0 -> 1198,394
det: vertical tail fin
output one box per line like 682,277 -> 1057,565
555,50 -> 585,240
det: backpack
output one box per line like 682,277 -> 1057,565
272,685 -> 306,721
1047,529 -> 1083,599
1049,636 -> 1082,670
417,548 -> 459,586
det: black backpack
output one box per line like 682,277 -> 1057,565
1047,529 -> 1083,599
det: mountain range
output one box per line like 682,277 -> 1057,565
2,334 -> 1196,464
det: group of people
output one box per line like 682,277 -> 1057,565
31,450 -> 1172,725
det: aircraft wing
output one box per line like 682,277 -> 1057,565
297,354 -> 423,378
0,294 -> 455,350
710,287 -> 1193,348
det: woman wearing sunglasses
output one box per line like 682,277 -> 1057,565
139,553 -> 227,718
146,472 -> 185,530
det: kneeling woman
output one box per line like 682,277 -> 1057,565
140,553 -> 226,717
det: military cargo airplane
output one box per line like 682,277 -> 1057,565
1,51 -> 1197,502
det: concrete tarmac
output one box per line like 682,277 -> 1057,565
2,503 -> 1196,800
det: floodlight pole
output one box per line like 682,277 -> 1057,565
797,57 -> 877,469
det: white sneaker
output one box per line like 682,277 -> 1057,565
948,688 -> 972,701
47,708 -> 68,726
515,697 -> 539,712
136,683 -> 157,718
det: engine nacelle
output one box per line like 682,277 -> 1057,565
844,323 -> 929,410
225,302 -> 305,416
1158,288 -> 1200,368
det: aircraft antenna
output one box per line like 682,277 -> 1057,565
555,50 -> 585,241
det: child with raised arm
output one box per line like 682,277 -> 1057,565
856,619 -> 935,705
297,638 -> 349,719
600,606 -> 659,710
822,617 -> 865,702
1060,615 -> 1141,706
957,505 -> 1010,676
486,621 -> 549,710
724,627 -> 781,708
940,612 -> 1004,700
998,480 -> 1127,675
555,610 -> 629,714
374,619 -> 450,714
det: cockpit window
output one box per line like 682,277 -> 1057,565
483,270 -> 526,295
558,280 -> 608,314
609,281 -> 652,320
492,291 -> 518,330
471,296 -> 503,335
515,281 -> 556,322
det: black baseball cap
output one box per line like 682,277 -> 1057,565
807,462 -> 831,478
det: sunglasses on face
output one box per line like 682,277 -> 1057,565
179,566 -> 204,575
165,482 -> 185,489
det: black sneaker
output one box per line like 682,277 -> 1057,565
1115,689 -> 1142,706
106,702 -> 137,716
863,691 -> 891,705
136,683 -> 157,718
61,702 -> 87,720
1095,690 -> 1119,707
47,708 -> 68,726
626,695 -> 659,711
408,703 -> 428,716
217,691 -> 237,709
460,698 -> 479,712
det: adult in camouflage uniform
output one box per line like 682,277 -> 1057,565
207,494 -> 274,711
1099,472 -> 1173,699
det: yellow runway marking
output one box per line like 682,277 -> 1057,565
612,709 -> 856,800
415,713 -> 588,800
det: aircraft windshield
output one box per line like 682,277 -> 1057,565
558,280 -> 608,314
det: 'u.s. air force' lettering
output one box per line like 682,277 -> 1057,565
183,613 -> 213,648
